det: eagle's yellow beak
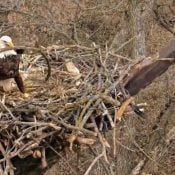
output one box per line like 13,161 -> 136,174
6,41 -> 15,48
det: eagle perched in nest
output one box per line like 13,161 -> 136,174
0,35 -> 25,94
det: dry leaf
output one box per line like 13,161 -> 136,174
65,59 -> 80,75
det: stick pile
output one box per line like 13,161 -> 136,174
0,41 -> 174,174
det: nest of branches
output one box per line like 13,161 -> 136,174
0,44 -> 130,175
0,41 -> 175,175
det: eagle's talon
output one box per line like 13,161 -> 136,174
23,93 -> 29,98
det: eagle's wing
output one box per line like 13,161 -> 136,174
14,73 -> 25,93
123,39 -> 175,96
123,58 -> 173,96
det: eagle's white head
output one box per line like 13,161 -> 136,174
0,35 -> 16,58
0,35 -> 15,48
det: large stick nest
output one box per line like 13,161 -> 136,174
0,42 -> 175,175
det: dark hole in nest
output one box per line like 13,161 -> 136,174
12,155 -> 42,175
20,111 -> 36,122
10,131 -> 67,174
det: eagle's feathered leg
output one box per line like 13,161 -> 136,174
14,74 -> 25,93
0,79 -> 14,92
1,93 -> 6,104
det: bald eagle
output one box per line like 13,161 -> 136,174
0,35 -> 25,93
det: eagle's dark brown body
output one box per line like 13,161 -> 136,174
0,55 -> 20,80
0,54 -> 25,93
